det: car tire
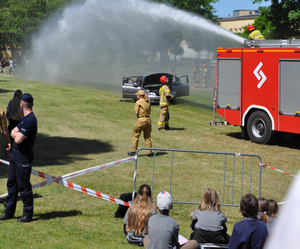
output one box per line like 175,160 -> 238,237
247,111 -> 274,144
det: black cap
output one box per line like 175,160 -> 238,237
21,93 -> 33,103
138,184 -> 151,197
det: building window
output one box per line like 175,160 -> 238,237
230,28 -> 233,32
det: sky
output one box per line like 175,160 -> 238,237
212,0 -> 271,18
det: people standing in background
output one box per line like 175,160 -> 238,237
6,90 -> 23,152
9,58 -> 14,75
193,66 -> 201,88
1,58 -> 6,75
201,64 -> 208,88
25,59 -> 31,72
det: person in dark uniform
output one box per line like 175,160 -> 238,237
0,93 -> 37,223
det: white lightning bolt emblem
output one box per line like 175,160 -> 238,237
253,62 -> 267,89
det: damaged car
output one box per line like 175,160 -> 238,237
122,73 -> 189,103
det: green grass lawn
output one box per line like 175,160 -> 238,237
0,74 -> 297,248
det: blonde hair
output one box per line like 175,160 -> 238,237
126,186 -> 155,234
199,188 -> 220,212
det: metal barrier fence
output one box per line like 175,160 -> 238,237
132,148 -> 263,207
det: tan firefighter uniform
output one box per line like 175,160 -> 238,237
248,30 -> 265,40
158,85 -> 174,130
130,91 -> 152,155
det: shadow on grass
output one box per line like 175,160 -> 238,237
0,134 -> 114,180
34,133 -> 114,167
0,87 -> 14,94
35,210 -> 82,221
138,151 -> 168,157
169,127 -> 185,131
226,132 -> 300,150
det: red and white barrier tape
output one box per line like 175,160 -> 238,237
260,163 -> 298,178
0,157 -> 135,206
33,156 -> 136,189
32,169 -> 131,207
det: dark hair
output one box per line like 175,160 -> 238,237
138,184 -> 151,197
268,199 -> 278,218
240,194 -> 258,217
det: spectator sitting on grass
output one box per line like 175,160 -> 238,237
144,191 -> 199,249
228,194 -> 268,249
123,184 -> 157,246
189,188 -> 230,244
268,199 -> 278,219
257,197 -> 276,233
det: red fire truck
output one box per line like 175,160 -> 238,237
211,39 -> 300,144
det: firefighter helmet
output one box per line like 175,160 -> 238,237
247,25 -> 255,32
160,75 -> 168,84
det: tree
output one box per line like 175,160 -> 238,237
251,0 -> 300,39
150,0 -> 219,23
0,0 -> 78,59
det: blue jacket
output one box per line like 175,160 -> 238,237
228,217 -> 268,249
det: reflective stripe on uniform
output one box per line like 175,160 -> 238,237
160,101 -> 169,106
250,30 -> 264,40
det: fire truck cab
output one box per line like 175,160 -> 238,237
211,39 -> 300,144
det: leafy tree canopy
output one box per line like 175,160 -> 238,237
251,0 -> 300,39
150,0 -> 219,22
0,0 -> 79,51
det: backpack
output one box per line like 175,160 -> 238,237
114,192 -> 136,218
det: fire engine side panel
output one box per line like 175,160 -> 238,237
216,49 -> 243,126
279,59 -> 300,134
279,60 -> 300,115
242,49 -> 280,130
216,108 -> 241,125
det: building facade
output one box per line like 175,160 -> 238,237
217,10 -> 259,33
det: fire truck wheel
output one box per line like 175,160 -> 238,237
247,111 -> 273,144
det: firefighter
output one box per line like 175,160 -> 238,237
201,64 -> 208,88
157,75 -> 174,131
128,90 -> 153,157
248,25 -> 265,40
193,66 -> 201,88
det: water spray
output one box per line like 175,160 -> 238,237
27,0 -> 244,88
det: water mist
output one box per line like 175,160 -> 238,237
26,0 -> 245,89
